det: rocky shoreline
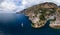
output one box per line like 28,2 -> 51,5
17,2 -> 60,29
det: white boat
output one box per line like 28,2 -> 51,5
21,23 -> 23,27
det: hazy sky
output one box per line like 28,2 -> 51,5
0,0 -> 60,13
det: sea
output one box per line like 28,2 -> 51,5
0,13 -> 60,35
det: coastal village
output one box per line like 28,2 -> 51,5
17,2 -> 60,29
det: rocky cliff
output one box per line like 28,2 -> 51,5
17,2 -> 60,29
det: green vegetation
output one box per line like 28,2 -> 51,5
48,8 -> 56,14
39,8 -> 56,14
31,22 -> 34,25
38,8 -> 56,21
39,8 -> 46,14
39,15 -> 45,20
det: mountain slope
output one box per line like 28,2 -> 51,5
17,2 -> 58,28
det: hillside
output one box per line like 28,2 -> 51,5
17,2 -> 60,29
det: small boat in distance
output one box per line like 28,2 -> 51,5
21,22 -> 23,27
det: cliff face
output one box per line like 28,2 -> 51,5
49,7 -> 60,29
17,2 -> 59,28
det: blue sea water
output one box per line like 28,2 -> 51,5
0,13 -> 60,35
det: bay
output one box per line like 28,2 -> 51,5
0,13 -> 60,35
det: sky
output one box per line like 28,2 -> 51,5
0,0 -> 60,13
